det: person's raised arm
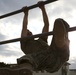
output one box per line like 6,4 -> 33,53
38,1 -> 49,42
21,7 -> 29,37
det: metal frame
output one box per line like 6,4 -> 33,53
0,0 -> 76,45
0,26 -> 76,45
0,0 -> 57,19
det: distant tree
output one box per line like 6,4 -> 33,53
0,62 -> 10,68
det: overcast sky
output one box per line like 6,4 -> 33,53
0,0 -> 76,69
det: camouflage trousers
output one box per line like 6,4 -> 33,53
17,18 -> 69,73
17,39 -> 69,73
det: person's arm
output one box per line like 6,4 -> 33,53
21,7 -> 29,37
38,1 -> 49,42
20,7 -> 29,51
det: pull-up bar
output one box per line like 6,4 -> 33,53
0,26 -> 76,45
0,0 -> 58,19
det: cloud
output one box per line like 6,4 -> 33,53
0,42 -> 23,57
70,63 -> 76,69
0,30 -> 23,58
69,58 -> 76,69
0,0 -> 75,19
65,0 -> 76,8
0,45 -> 18,57
0,0 -> 76,68
0,33 -> 6,40
0,0 -> 38,14
47,0 -> 73,19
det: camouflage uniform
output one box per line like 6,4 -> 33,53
17,18 -> 70,73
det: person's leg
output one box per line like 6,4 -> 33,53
53,18 -> 69,48
38,1 -> 49,43
46,18 -> 70,73
17,55 -> 35,75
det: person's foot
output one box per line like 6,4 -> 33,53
17,67 -> 33,75
0,64 -> 33,75
53,19 -> 69,48
9,67 -> 32,75
18,63 -> 33,75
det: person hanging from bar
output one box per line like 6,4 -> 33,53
17,1 -> 70,75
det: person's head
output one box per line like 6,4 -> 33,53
27,30 -> 32,36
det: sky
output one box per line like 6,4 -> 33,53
0,0 -> 76,69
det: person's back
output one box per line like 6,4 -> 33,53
20,38 -> 49,54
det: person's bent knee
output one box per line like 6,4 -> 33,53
54,18 -> 64,23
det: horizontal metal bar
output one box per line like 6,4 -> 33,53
0,0 -> 58,19
68,26 -> 76,32
0,31 -> 53,45
0,26 -> 76,45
